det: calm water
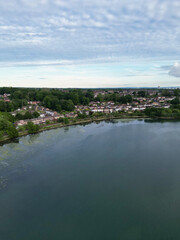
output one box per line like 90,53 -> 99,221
0,119 -> 180,240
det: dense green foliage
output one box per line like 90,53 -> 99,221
162,89 -> 173,97
0,99 -> 28,112
15,111 -> 40,120
57,118 -> 64,123
57,117 -> 69,124
96,93 -> 132,104
0,87 -> 95,112
171,97 -> 180,105
26,122 -> 40,134
77,113 -> 87,119
0,112 -> 14,131
6,126 -> 19,139
0,112 -> 17,139
144,107 -> 180,118
138,91 -> 146,97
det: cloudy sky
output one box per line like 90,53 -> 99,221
0,0 -> 180,88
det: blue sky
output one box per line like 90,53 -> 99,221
0,0 -> 180,88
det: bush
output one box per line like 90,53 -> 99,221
6,126 -> 19,139
32,111 -> 40,118
15,113 -> 24,120
18,126 -> 26,132
0,131 -> 4,140
57,117 -> 69,124
78,113 -> 86,119
57,118 -> 64,123
64,118 -> 69,124
24,111 -> 33,119
26,122 -> 40,134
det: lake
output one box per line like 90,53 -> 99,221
0,119 -> 180,240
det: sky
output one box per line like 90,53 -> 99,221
0,0 -> 180,88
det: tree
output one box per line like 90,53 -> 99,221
138,91 -> 146,97
12,90 -> 23,99
24,111 -> 33,119
6,126 -> 19,139
57,117 -> 69,124
0,101 -> 5,111
0,112 -> 14,122
56,104 -> 62,113
43,96 -> 51,109
60,100 -> 75,111
78,113 -> 86,119
0,118 -> 11,131
85,90 -> 94,101
64,118 -> 69,124
82,97 -> 89,105
162,90 -> 172,97
0,131 -> 4,140
57,118 -> 64,123
96,94 -> 103,102
171,97 -> 180,105
26,122 -> 40,134
174,89 -> 180,96
32,111 -> 40,118
69,92 -> 79,105
15,113 -> 24,120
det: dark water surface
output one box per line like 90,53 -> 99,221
0,119 -> 180,240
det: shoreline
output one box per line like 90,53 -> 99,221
1,115 -> 180,146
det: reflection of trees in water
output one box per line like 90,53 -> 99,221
0,176 -> 7,190
95,121 -> 101,125
145,119 -> 180,124
64,127 -> 69,132
28,133 -> 40,143
105,119 -> 134,124
0,161 -> 9,172
0,138 -> 19,147
105,119 -> 118,124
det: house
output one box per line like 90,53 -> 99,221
54,116 -> 60,120
104,109 -> 110,114
4,98 -> 11,102
85,111 -> 89,115
152,102 -> 160,107
15,120 -> 28,126
58,114 -> 65,118
46,111 -> 54,116
28,101 -> 40,105
65,113 -> 78,118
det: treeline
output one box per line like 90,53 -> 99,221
144,107 -> 180,118
96,93 -> 133,104
0,99 -> 28,112
0,88 -> 94,112
15,111 -> 40,120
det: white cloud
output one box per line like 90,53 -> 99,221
169,62 -> 180,77
0,0 -> 180,87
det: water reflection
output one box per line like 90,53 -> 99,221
145,119 -> 180,123
0,119 -> 180,239
0,138 -> 19,147
64,126 -> 70,132
28,133 -> 41,142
